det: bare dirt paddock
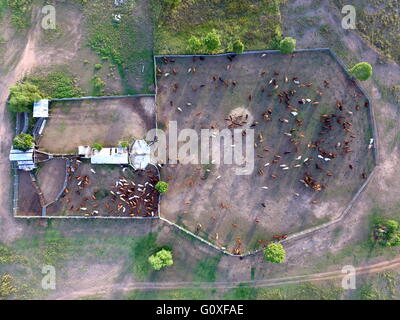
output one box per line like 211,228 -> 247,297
46,160 -> 160,218
155,51 -> 376,253
38,96 -> 156,154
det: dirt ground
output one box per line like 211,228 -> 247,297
155,51 -> 375,253
1,0 -> 400,300
46,160 -> 159,217
38,96 -> 156,154
37,159 -> 67,205
17,171 -> 42,217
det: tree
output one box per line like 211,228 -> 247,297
373,219 -> 400,246
279,37 -> 296,54
13,133 -> 34,151
203,30 -> 221,53
155,181 -> 169,194
148,249 -> 173,271
349,62 -> 373,81
263,243 -> 286,263
119,141 -> 129,148
187,36 -> 202,53
8,83 -> 43,113
92,143 -> 103,151
232,40 -> 244,53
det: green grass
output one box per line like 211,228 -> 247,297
83,0 -> 154,94
129,232 -> 159,280
152,0 -> 282,54
193,255 -> 222,282
6,0 -> 33,30
25,68 -> 84,99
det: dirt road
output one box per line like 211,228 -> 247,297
51,257 -> 400,299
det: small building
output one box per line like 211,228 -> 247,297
91,147 -> 129,165
33,99 -> 49,118
130,140 -> 151,170
78,145 -> 92,158
9,148 -> 36,171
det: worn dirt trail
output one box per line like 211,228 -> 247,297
51,257 -> 400,299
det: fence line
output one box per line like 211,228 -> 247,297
10,48 -> 379,258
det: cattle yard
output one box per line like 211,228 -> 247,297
13,49 -> 377,255
155,50 -> 376,253
37,96 -> 156,155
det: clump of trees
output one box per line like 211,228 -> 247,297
232,40 -> 244,53
8,83 -> 43,113
13,133 -> 34,151
373,219 -> 400,246
92,143 -> 103,151
148,249 -> 173,271
279,37 -> 296,54
349,62 -> 373,81
263,243 -> 286,263
155,181 -> 169,194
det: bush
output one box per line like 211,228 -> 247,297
0,274 -> 17,299
263,243 -> 286,263
232,40 -> 244,53
148,249 -> 173,271
187,36 -> 202,53
373,219 -> 400,246
8,83 -> 43,113
279,37 -> 296,54
349,62 -> 373,81
91,76 -> 105,96
92,143 -> 103,151
13,133 -> 34,151
203,30 -> 221,53
119,141 -> 129,148
94,63 -> 103,71
155,181 -> 169,194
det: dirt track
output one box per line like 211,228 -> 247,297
51,256 -> 400,299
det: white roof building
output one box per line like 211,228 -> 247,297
78,145 -> 92,158
9,148 -> 36,170
33,99 -> 49,118
130,140 -> 151,170
91,147 -> 129,165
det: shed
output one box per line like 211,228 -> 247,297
9,148 -> 36,170
33,99 -> 49,118
91,147 -> 129,164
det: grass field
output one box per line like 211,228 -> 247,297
152,0 -> 283,54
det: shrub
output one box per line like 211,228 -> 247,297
349,62 -> 373,81
119,141 -> 129,148
8,83 -> 43,113
203,30 -> 221,53
279,37 -> 296,54
263,243 -> 286,263
92,143 -> 103,151
13,133 -> 34,151
373,219 -> 400,246
232,40 -> 244,53
94,63 -> 103,71
0,274 -> 17,299
155,181 -> 169,194
91,76 -> 105,95
187,36 -> 202,53
148,249 -> 173,271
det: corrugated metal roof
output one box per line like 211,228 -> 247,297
33,99 -> 49,118
9,148 -> 34,161
91,147 -> 129,164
